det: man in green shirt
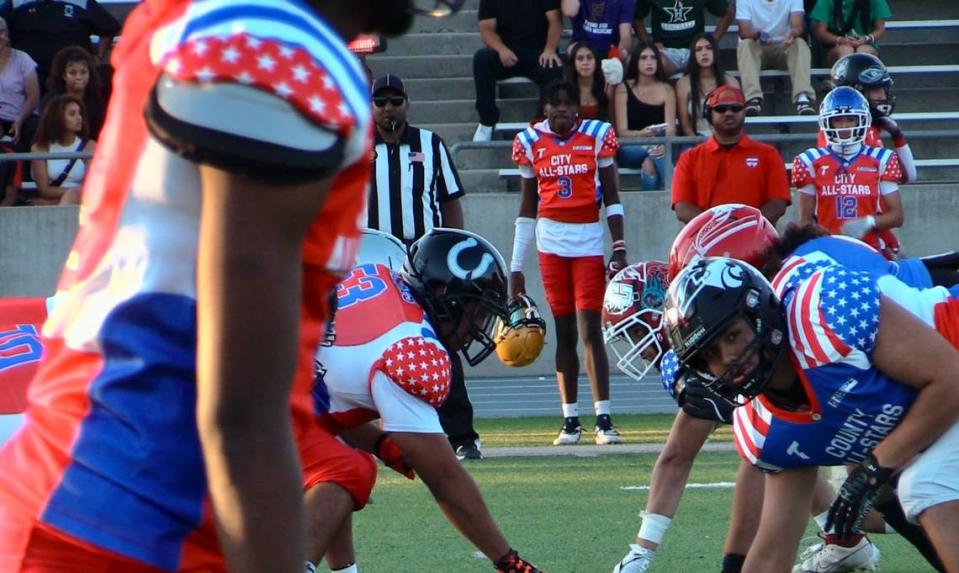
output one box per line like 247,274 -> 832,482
633,0 -> 733,76
810,0 -> 892,66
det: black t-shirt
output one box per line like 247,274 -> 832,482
478,0 -> 561,52
1,0 -> 121,82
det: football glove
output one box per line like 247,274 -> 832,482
678,374 -> 735,424
840,215 -> 876,239
874,115 -> 902,139
825,452 -> 894,538
374,433 -> 416,480
493,549 -> 542,573
601,57 -> 623,85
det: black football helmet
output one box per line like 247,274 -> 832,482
402,228 -> 510,366
830,53 -> 895,118
663,257 -> 787,404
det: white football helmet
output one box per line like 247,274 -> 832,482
602,261 -> 670,383
356,228 -> 407,270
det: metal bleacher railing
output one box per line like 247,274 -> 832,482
0,151 -> 95,194
451,129 -> 959,192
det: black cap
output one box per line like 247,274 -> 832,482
372,74 -> 406,96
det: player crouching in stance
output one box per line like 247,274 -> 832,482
302,228 -> 543,573
509,79 -> 627,446
664,255 -> 959,573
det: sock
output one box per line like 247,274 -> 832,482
562,403 -> 578,418
825,532 -> 864,548
594,400 -> 611,417
721,553 -> 746,573
331,563 -> 358,573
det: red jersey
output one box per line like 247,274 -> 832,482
0,1 -> 371,570
0,298 -> 49,415
792,146 -> 902,254
512,119 -> 619,224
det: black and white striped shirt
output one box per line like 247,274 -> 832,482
368,124 -> 464,244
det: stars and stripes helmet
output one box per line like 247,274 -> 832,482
819,86 -> 871,150
402,228 -> 510,366
663,257 -> 787,404
831,53 -> 895,118
668,204 -> 780,281
602,261 -> 671,383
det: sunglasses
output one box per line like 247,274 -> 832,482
712,105 -> 744,114
373,95 -> 406,108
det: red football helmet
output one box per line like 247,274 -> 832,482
668,204 -> 780,280
602,261 -> 670,383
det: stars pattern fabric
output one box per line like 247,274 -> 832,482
659,348 -> 681,399
159,33 -> 356,136
380,336 -> 452,408
785,265 -> 882,369
598,126 -> 620,158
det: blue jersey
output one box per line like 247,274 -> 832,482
735,262 -> 954,472
791,235 -> 935,289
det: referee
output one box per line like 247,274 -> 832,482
367,74 -> 481,460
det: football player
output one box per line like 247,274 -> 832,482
794,87 -> 904,260
0,2 -> 464,572
0,297 -> 49,446
509,79 -> 627,446
665,255 -> 959,573
301,228 -> 543,573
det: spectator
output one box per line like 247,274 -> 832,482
792,87 -> 903,258
0,16 -> 37,146
736,0 -> 816,116
0,0 -> 119,91
562,0 -> 635,58
43,46 -> 105,140
510,80 -> 626,447
613,42 -> 676,190
565,41 -> 613,121
366,74 -> 484,461
30,94 -> 94,205
675,33 -> 739,136
810,0 -> 891,66
472,0 -> 564,141
671,85 -> 790,225
633,0 -> 733,77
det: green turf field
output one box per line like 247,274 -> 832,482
344,416 -> 938,572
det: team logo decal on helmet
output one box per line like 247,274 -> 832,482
494,294 -> 547,367
602,261 -> 671,382
664,257 -> 786,405
830,53 -> 895,117
448,237 -> 495,280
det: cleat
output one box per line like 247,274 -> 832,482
793,536 -> 880,572
595,414 -> 623,445
613,544 -> 654,573
455,443 -> 483,460
553,417 -> 582,445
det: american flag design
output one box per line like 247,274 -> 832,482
659,348 -> 681,400
379,336 -> 452,408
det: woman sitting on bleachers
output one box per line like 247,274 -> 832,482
42,46 -> 106,140
565,41 -> 613,122
612,42 -> 676,191
675,34 -> 740,137
30,95 -> 96,206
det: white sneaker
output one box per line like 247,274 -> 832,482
553,417 -> 582,445
793,536 -> 880,572
613,544 -> 654,573
472,123 -> 494,142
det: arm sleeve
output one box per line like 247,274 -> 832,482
670,150 -> 695,208
735,1 -> 750,21
707,0 -> 730,17
512,134 -> 533,167
597,124 -> 620,159
619,0 -> 637,23
894,143 -> 917,183
871,0 -> 893,20
371,371 -> 444,434
433,134 -> 464,202
634,0 -> 651,19
145,30 -> 366,184
478,0 -> 496,20
880,151 -> 903,183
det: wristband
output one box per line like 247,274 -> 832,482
864,34 -> 874,43
612,239 -> 627,253
606,203 -> 624,218
510,217 -> 535,273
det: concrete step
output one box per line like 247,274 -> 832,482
410,9 -> 479,34
408,97 -> 537,124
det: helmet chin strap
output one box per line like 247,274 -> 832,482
829,140 -> 863,158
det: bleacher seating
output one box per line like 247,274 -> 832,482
365,0 -> 959,192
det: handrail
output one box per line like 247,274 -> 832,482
0,151 -> 94,162
451,129 -> 959,189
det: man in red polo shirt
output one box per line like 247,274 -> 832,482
671,85 -> 790,225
